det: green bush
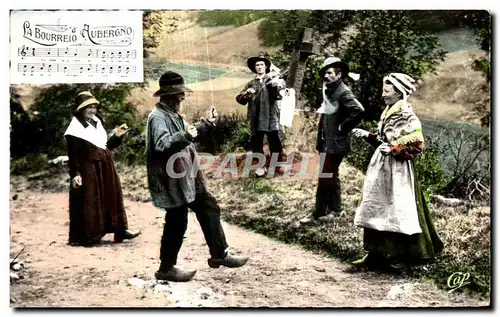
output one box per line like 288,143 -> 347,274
113,127 -> 147,166
415,135 -> 453,193
345,121 -> 378,173
10,153 -> 48,176
192,112 -> 249,155
10,93 -> 40,159
11,83 -> 146,167
220,121 -> 251,154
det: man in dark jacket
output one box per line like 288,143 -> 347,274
236,53 -> 286,177
300,57 -> 365,223
147,71 -> 249,282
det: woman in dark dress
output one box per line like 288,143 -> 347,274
64,91 -> 141,246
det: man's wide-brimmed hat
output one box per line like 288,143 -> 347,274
75,91 -> 100,112
247,53 -> 271,74
153,71 -> 193,97
319,57 -> 350,79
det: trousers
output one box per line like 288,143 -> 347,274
160,192 -> 229,266
314,152 -> 345,218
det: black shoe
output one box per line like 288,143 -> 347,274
114,229 -> 141,243
208,252 -> 249,268
386,255 -> 409,270
388,261 -> 407,270
155,266 -> 197,282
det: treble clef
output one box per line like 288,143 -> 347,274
20,45 -> 27,57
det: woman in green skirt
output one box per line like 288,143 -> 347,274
351,73 -> 444,269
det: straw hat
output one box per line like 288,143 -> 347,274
75,91 -> 99,112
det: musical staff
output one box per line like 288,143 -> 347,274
17,63 -> 137,75
17,46 -> 138,59
11,10 -> 143,84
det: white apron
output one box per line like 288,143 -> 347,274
354,145 -> 422,235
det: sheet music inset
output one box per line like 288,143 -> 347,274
10,10 -> 144,84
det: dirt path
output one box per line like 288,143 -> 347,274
10,191 -> 488,307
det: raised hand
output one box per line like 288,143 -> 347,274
352,128 -> 369,138
72,175 -> 82,188
115,123 -> 130,137
186,125 -> 198,139
379,142 -> 391,155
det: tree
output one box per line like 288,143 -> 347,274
265,10 -> 446,119
341,10 -> 446,121
258,10 -> 312,49
470,11 -> 491,83
143,10 -> 179,58
462,10 -> 491,127
307,10 -> 357,56
259,10 -> 357,55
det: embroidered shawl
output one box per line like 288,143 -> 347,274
378,100 -> 424,160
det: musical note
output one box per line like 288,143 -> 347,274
16,61 -> 137,79
17,47 -> 137,59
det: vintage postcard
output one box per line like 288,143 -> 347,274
9,9 -> 491,308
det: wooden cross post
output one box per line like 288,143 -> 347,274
285,27 -> 320,109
